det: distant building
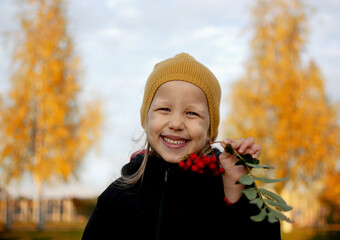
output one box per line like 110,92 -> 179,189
0,187 -> 92,226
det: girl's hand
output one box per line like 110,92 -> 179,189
219,137 -> 261,203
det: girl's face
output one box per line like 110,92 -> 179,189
146,81 -> 210,163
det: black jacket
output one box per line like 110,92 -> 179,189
82,153 -> 281,239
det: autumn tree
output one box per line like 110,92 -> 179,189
0,0 -> 102,229
321,171 -> 340,208
223,0 -> 340,193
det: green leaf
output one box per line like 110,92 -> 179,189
264,199 -> 293,212
252,158 -> 260,164
259,188 -> 287,205
240,154 -> 260,165
225,144 -> 234,154
250,208 -> 267,222
238,174 -> 254,185
235,160 -> 246,167
242,154 -> 254,162
253,176 -> 289,183
246,163 -> 274,169
242,187 -> 257,200
250,198 -> 264,209
267,211 -> 279,223
270,208 -> 294,223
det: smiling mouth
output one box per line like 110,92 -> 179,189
161,136 -> 189,146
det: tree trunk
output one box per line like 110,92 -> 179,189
36,179 -> 45,230
5,196 -> 13,230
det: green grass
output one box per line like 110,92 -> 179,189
0,230 -> 83,240
282,228 -> 340,240
0,222 -> 85,240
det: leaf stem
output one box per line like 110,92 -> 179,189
211,141 -> 292,222
221,143 -> 272,210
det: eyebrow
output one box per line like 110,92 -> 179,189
150,99 -> 171,107
151,99 -> 208,113
185,103 -> 208,115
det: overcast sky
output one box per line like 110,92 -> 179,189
0,0 -> 339,198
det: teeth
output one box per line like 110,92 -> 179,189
163,137 -> 186,145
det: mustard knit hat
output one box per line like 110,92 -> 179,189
140,53 -> 221,140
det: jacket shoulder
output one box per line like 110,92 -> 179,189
121,153 -> 144,176
97,154 -> 144,203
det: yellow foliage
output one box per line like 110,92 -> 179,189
224,0 -> 340,193
0,0 -> 102,185
320,170 -> 340,207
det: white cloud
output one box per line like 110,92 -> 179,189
193,26 -> 222,39
101,27 -> 121,38
106,0 -> 120,8
119,7 -> 139,18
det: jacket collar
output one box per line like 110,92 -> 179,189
128,150 -> 222,186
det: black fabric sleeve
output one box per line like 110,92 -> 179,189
82,197 -> 107,239
82,158 -> 144,240
81,182 -> 121,240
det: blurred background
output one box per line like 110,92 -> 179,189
0,0 -> 339,239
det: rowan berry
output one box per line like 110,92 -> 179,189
203,157 -> 211,165
189,153 -> 198,160
178,151 -> 224,175
210,156 -> 217,163
196,159 -> 205,169
179,160 -> 185,168
191,164 -> 199,172
209,163 -> 217,170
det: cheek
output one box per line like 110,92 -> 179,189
202,117 -> 210,138
145,119 -> 154,138
190,120 -> 210,141
146,114 -> 162,137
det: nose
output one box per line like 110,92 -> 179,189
168,113 -> 184,131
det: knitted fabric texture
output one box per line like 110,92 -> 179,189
140,53 -> 221,140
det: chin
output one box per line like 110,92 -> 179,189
161,154 -> 182,163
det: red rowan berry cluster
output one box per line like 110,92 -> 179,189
178,153 -> 225,175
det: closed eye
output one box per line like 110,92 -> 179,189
187,111 -> 199,116
158,108 -> 170,112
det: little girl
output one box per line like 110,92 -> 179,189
82,53 -> 281,239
